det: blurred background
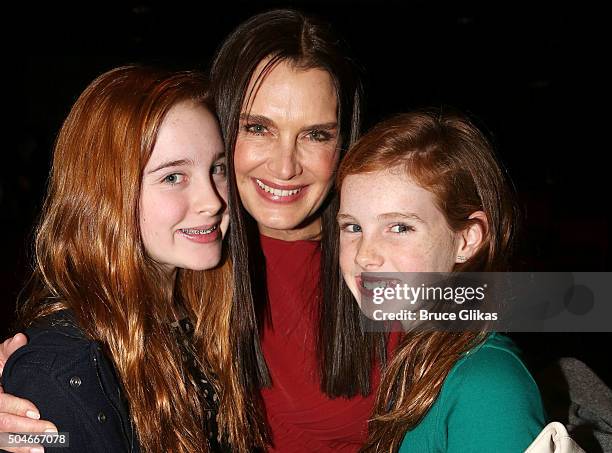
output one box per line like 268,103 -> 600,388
2,1 -> 609,387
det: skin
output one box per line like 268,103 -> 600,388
140,101 -> 229,273
235,59 -> 339,241
337,168 -> 485,310
0,102 -> 229,451
1,58 -> 341,446
0,334 -> 51,453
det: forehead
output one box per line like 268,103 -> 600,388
147,101 -> 222,164
340,169 -> 442,218
244,59 -> 337,120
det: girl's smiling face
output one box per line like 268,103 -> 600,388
338,168 -> 462,304
139,101 -> 229,273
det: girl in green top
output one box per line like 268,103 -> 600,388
336,110 -> 546,452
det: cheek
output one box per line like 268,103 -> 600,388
216,179 -> 229,204
386,237 -> 438,272
428,230 -> 458,271
306,148 -> 339,182
339,239 -> 360,297
234,140 -> 264,177
139,204 -> 159,260
220,211 -> 230,237
139,190 -> 184,240
339,236 -> 356,273
392,234 -> 456,272
139,193 -> 157,242
394,254 -> 430,272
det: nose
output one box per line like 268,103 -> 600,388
355,236 -> 384,269
266,137 -> 302,180
193,176 -> 225,217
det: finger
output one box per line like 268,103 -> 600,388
0,432 -> 46,453
0,412 -> 57,435
0,334 -> 28,375
0,442 -> 45,453
0,393 -> 41,420
6,334 -> 28,354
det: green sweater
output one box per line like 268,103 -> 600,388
399,333 -> 545,453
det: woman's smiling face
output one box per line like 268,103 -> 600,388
234,59 -> 339,240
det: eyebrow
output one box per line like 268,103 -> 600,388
240,112 -> 338,132
304,122 -> 338,132
336,213 -> 356,222
336,212 -> 425,224
239,113 -> 274,127
148,159 -> 194,174
378,212 -> 425,223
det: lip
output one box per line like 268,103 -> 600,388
355,275 -> 373,298
251,177 -> 308,204
356,275 -> 402,298
177,223 -> 221,244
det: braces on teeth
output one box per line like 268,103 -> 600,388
362,280 -> 395,290
181,225 -> 218,235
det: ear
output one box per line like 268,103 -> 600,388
455,211 -> 488,263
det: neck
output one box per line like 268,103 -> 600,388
258,217 -> 322,241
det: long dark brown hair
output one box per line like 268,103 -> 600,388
18,65 -> 266,452
209,8 -> 387,398
337,110 -> 519,452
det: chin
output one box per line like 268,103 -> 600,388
245,196 -> 323,231
253,212 -> 306,232
181,254 -> 222,272
183,261 -> 220,271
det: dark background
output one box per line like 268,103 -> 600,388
2,2 -> 609,385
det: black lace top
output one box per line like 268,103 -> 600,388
170,317 -> 232,453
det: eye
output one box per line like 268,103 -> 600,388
163,173 -> 184,185
340,223 -> 362,233
211,162 -> 226,176
390,223 -> 415,234
244,123 -> 267,135
306,129 -> 333,142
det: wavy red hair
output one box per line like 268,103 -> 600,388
337,109 -> 519,452
19,65 -> 266,452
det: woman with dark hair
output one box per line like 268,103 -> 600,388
208,9 -> 393,452
0,65 -> 267,453
0,9 -> 389,452
337,110 -> 546,452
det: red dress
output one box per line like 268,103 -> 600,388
259,235 -> 391,453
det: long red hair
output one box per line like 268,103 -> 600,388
337,109 -> 519,452
18,65 -> 266,452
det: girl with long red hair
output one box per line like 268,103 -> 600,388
0,65 -> 266,452
337,110 -> 546,452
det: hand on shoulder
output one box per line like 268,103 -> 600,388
0,333 -> 58,443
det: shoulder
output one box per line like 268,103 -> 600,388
3,311 -> 97,377
1,311 -> 138,452
446,333 -> 540,396
434,334 -> 546,452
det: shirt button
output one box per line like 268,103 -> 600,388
69,376 -> 82,388
97,412 -> 107,423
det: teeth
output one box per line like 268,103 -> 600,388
362,280 -> 394,290
181,225 -> 218,235
255,179 -> 302,197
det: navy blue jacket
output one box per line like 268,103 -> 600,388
1,312 -> 139,452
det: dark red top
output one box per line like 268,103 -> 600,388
259,235 -> 393,453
